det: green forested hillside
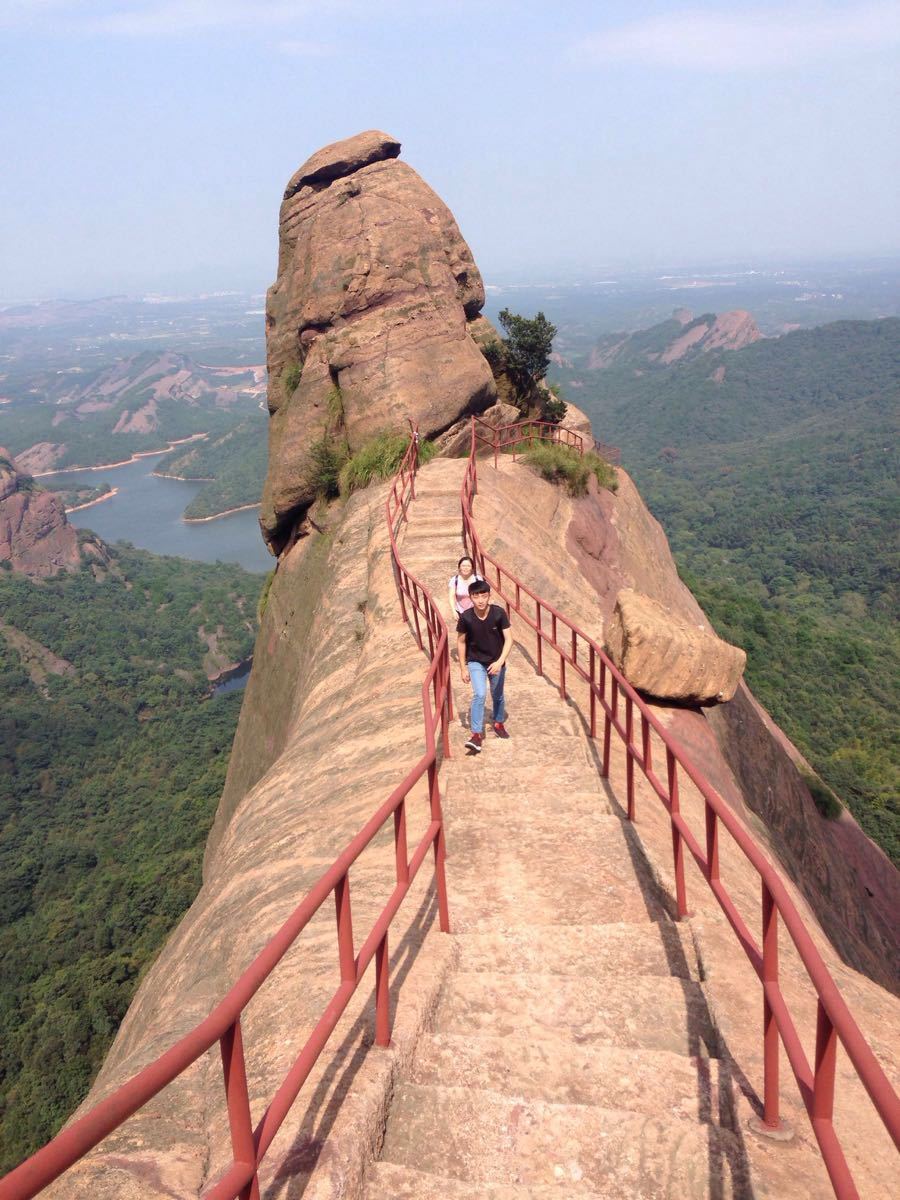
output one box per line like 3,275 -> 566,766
0,547 -> 263,1172
0,350 -> 258,473
155,408 -> 268,518
559,318 -> 899,862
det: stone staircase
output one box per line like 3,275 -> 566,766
364,460 -> 758,1198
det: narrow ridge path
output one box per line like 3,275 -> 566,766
364,459 -> 758,1198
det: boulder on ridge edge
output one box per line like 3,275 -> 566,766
605,587 -> 746,704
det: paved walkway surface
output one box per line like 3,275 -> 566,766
361,460 -> 761,1198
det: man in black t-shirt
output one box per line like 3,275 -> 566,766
456,578 -> 513,753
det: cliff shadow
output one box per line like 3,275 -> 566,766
512,638 -> 760,1199
260,886 -> 440,1200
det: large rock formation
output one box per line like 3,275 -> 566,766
588,308 -> 762,370
0,448 -> 81,577
605,586 -> 746,704
261,130 -> 496,552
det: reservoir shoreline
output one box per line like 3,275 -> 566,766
41,451 -> 271,573
184,502 -> 261,524
32,433 -> 209,477
64,488 -> 120,514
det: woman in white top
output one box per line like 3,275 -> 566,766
448,555 -> 484,617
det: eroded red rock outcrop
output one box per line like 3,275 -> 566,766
261,130 -> 496,552
588,308 -> 762,370
0,447 -> 81,577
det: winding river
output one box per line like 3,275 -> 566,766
43,453 -> 272,573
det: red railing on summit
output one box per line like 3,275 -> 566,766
462,413 -> 900,1200
0,432 -> 452,1200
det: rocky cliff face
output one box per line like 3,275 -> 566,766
0,448 -> 81,577
588,308 -> 762,370
261,130 -> 496,552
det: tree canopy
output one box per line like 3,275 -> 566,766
498,309 -> 557,383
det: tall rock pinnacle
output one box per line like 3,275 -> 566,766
260,130 -> 496,552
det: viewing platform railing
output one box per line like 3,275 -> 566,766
462,413 -> 899,1200
0,432 -> 451,1200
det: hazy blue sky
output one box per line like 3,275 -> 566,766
1,1 -> 898,297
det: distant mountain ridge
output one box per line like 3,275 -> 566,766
0,350 -> 265,475
587,307 -> 762,370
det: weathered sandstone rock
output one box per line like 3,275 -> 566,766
261,130 -> 496,552
557,397 -> 593,442
0,447 -> 81,577
604,587 -> 746,704
434,401 -> 520,457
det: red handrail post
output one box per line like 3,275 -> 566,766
625,696 -> 635,821
667,748 -> 688,918
536,603 -> 543,676
335,876 -> 355,983
428,761 -> 451,933
762,883 -> 781,1129
392,558 -> 409,626
589,645 -> 597,738
219,1019 -> 260,1200
440,683 -> 452,760
706,804 -> 720,883
394,802 -> 409,886
604,677 -> 616,779
813,1001 -> 838,1127
641,712 -> 652,775
375,933 -> 391,1048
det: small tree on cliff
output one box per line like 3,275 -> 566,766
498,309 -> 558,412
499,308 -> 556,383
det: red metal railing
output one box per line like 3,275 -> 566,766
0,432 -> 451,1200
475,416 -> 585,468
462,415 -> 899,1200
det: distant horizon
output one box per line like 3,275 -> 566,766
3,251 -> 900,307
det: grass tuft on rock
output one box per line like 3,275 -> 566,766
307,437 -> 349,499
282,363 -> 302,396
339,432 -> 437,496
521,442 -> 617,497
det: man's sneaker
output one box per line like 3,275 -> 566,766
493,721 -> 510,739
465,732 -> 483,753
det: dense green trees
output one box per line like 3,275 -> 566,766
0,547 -> 262,1172
563,318 -> 899,863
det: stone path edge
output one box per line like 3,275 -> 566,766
300,931 -> 458,1200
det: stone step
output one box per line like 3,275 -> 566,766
404,511 -> 463,529
409,1033 -> 734,1126
401,524 -> 462,541
411,487 -> 461,501
365,1163 -> 610,1200
453,920 -> 700,979
446,788 -> 610,818
446,753 -> 597,788
434,971 -> 719,1057
376,1085 -> 755,1197
442,813 -> 662,928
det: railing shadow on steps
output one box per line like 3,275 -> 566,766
0,431 -> 452,1200
462,412 -> 900,1200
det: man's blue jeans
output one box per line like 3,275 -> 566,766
468,661 -> 507,734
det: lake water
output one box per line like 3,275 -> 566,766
44,453 -> 272,574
